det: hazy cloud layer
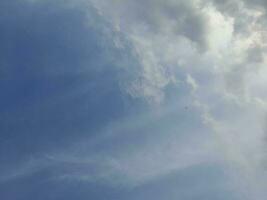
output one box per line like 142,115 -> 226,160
1,0 -> 267,200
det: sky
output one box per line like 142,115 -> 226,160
1,0 -> 267,199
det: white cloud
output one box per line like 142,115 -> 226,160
186,74 -> 199,92
87,0 -> 267,197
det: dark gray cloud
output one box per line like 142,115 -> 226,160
103,0 -> 209,50
243,0 -> 267,11
246,45 -> 265,63
211,0 -> 241,14
211,0 -> 253,35
164,2 -> 208,50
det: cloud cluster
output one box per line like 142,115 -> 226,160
2,0 -> 267,199
89,0 -> 267,198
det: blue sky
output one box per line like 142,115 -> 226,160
1,0 -> 267,199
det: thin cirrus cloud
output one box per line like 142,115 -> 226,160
1,0 -> 267,200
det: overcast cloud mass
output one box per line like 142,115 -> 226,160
1,0 -> 267,199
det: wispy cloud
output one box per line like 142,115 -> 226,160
1,0 -> 267,199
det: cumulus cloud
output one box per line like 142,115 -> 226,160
89,0 -> 267,197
